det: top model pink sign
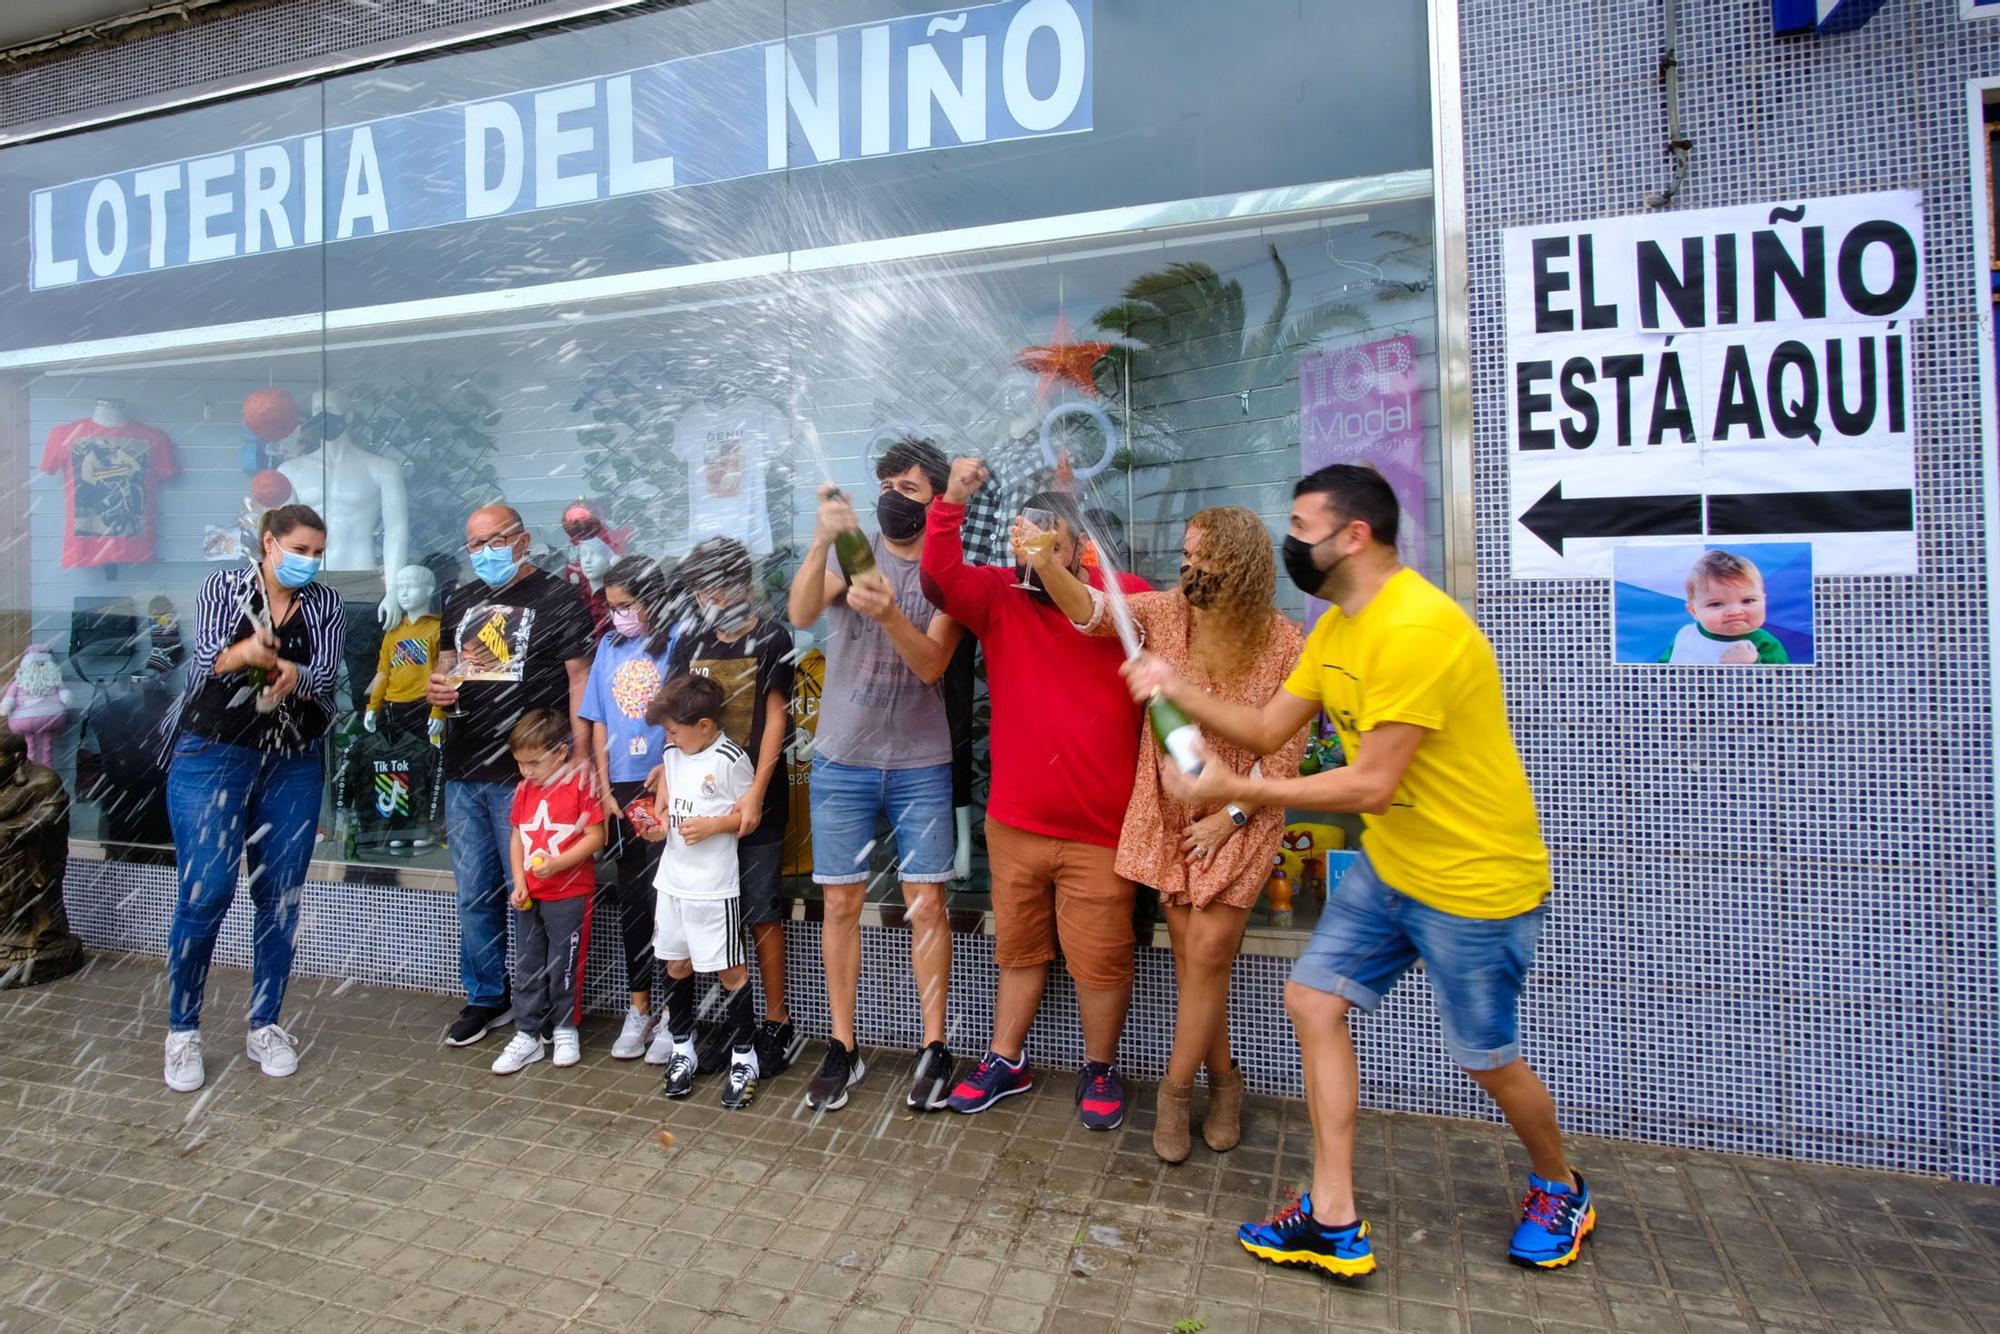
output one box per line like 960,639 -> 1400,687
1300,334 -> 1427,578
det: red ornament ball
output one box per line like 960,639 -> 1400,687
561,500 -> 604,544
250,469 -> 294,508
242,387 -> 303,444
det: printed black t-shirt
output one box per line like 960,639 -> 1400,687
441,567 -> 595,784
667,616 -> 795,845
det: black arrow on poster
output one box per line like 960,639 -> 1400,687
1518,481 -> 1702,555
1520,483 -> 1916,556
1706,489 -> 1914,537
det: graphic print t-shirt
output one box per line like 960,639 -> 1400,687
668,617 -> 795,845
813,539 -> 952,771
442,569 -> 595,784
370,613 -> 442,708
511,768 -> 606,901
671,399 -> 782,556
654,736 -> 755,900
40,418 -> 179,568
579,631 -> 677,785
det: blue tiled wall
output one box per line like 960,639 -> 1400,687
1461,0 -> 1999,1183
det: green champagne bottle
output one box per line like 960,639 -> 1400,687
826,488 -> 879,582
834,526 -> 877,582
1149,689 -> 1204,775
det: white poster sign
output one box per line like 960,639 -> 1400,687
1504,190 -> 1924,578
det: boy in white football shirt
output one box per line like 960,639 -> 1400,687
642,673 -> 759,1106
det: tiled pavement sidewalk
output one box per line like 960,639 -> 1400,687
0,957 -> 1996,1334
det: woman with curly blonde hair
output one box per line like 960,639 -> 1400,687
1024,505 -> 1307,1162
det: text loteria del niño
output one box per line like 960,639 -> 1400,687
29,0 -> 1093,290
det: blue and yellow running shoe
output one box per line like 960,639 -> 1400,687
1508,1171 -> 1596,1269
1237,1193 -> 1376,1278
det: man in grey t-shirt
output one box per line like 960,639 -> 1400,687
787,437 -> 964,1115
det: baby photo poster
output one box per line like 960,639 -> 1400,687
1612,541 -> 1815,667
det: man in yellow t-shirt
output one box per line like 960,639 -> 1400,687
1127,464 -> 1593,1280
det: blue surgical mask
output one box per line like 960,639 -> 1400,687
274,551 -> 321,589
472,545 -> 519,587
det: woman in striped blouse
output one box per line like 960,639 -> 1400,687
162,504 -> 345,1094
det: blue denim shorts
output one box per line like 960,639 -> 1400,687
1291,852 -> 1546,1070
808,755 -> 955,886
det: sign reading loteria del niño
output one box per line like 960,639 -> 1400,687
28,0 -> 1094,291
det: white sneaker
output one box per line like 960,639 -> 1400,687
611,1007 -> 656,1060
245,1024 -> 299,1078
552,1027 -> 581,1068
164,1031 -> 204,1093
492,1031 -> 545,1075
644,1027 -> 677,1066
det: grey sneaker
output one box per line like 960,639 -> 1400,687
164,1030 -> 204,1093
245,1024 -> 299,1078
611,1007 -> 656,1060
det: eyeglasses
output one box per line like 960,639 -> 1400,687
465,528 -> 524,555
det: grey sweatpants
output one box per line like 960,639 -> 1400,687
513,894 -> 592,1039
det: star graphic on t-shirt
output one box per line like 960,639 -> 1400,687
519,800 -> 573,866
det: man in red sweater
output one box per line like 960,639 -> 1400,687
921,457 -> 1150,1130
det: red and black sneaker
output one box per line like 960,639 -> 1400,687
947,1050 -> 1033,1113
1075,1061 -> 1127,1131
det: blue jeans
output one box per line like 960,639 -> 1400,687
808,756 -> 954,886
446,780 -> 516,1007
1291,852 -> 1547,1070
164,734 -> 323,1032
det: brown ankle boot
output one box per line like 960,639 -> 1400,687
1203,1063 -> 1245,1152
1153,1077 -> 1193,1163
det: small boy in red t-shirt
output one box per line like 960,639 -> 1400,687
492,710 -> 607,1075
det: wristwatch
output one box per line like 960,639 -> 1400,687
1225,804 -> 1248,828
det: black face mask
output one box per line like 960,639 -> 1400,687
301,411 -> 346,444
877,491 -> 929,542
1283,535 -> 1343,599
1179,563 -> 1223,609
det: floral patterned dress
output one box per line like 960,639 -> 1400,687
1108,592 -> 1307,910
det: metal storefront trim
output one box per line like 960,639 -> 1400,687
1428,0 -> 1476,611
0,0 -> 664,147
0,171 -> 1434,371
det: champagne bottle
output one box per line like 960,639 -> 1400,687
826,488 -> 878,582
1149,689 -> 1204,775
834,527 -> 877,582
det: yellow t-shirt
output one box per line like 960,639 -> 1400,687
1283,568 -> 1549,918
368,613 -> 443,711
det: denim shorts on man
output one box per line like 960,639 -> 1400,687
1292,852 -> 1546,1070
808,754 -> 955,885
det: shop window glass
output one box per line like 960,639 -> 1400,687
0,85 -> 328,854
0,0 -> 1442,936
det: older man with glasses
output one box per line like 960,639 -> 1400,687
428,504 -> 596,1047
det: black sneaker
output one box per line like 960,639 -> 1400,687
804,1041 -> 866,1111
755,1019 -> 801,1080
444,1000 -> 513,1047
662,1048 -> 697,1099
722,1052 -> 759,1109
906,1042 -> 955,1112
694,1022 -> 734,1077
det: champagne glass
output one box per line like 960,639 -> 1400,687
1014,507 -> 1057,590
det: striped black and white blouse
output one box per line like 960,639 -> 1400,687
164,564 -> 346,754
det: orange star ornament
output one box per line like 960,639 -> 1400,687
1017,312 -> 1110,405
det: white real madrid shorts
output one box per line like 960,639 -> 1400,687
653,893 -> 744,974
